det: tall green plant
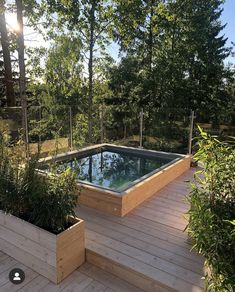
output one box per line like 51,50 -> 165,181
0,130 -> 78,234
186,127 -> 235,291
0,130 -> 27,215
30,168 -> 77,233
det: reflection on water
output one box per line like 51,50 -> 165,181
56,150 -> 173,192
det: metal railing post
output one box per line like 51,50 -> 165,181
100,104 -> 104,143
24,105 -> 30,158
37,105 -> 42,153
69,106 -> 73,150
188,110 -> 195,155
140,108 -> 144,148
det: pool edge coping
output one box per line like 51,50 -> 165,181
38,144 -> 191,199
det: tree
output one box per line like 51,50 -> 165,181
43,0 -> 114,143
179,0 -> 230,116
106,56 -> 141,138
0,3 -> 16,106
113,0 -> 231,123
113,0 -> 165,107
44,34 -> 84,105
16,0 -> 29,154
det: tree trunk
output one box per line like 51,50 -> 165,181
0,11 -> 16,106
16,0 -> 29,156
148,1 -> 153,73
170,7 -> 177,100
88,1 -> 96,144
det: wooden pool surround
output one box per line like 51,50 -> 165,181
40,144 -> 191,217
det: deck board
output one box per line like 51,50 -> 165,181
76,168 -> 205,292
0,168 -> 204,292
0,253 -> 141,292
84,221 -> 201,273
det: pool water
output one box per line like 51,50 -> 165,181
53,150 -> 174,192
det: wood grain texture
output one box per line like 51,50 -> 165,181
121,156 -> 191,216
0,252 -> 143,292
0,213 -> 85,284
75,168 -> 205,292
57,219 -> 85,283
78,155 -> 191,217
79,188 -> 122,217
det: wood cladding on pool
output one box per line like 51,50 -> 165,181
40,144 -> 192,216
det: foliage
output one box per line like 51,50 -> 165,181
0,131 -> 20,213
186,127 -> 235,291
28,105 -> 70,142
111,0 -> 232,122
30,167 -> 77,234
1,0 -> 235,150
0,130 -> 78,234
42,0 -> 115,142
73,113 -> 89,147
144,138 -> 183,154
44,34 -> 84,105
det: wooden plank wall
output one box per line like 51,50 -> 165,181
0,211 -> 57,283
0,212 -> 85,284
79,187 -> 122,217
78,156 -> 191,217
122,156 -> 192,216
57,219 -> 85,283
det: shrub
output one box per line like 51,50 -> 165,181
30,168 -> 78,233
0,131 -> 27,215
144,138 -> 183,153
186,127 -> 235,291
0,130 -> 78,234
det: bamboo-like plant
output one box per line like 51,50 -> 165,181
30,168 -> 77,233
0,130 -> 78,234
186,127 -> 235,291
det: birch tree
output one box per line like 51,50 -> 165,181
44,0 -> 113,143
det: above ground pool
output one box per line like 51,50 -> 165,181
40,144 -> 191,216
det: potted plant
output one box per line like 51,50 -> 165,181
0,131 -> 85,284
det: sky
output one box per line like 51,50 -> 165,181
4,0 -> 235,64
221,0 -> 235,64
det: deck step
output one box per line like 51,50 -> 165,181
78,168 -> 205,292
85,237 -> 203,292
86,245 -> 171,292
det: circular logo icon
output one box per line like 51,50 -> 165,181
9,268 -> 25,285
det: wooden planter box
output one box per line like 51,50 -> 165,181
0,211 -> 85,284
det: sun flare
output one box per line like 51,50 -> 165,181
5,13 -> 20,32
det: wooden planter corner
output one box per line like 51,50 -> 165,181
0,211 -> 85,284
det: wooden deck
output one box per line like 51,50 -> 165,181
0,168 -> 205,291
76,168 -> 205,292
0,252 -> 143,292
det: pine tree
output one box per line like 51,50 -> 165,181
113,0 -> 230,122
181,0 -> 230,116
